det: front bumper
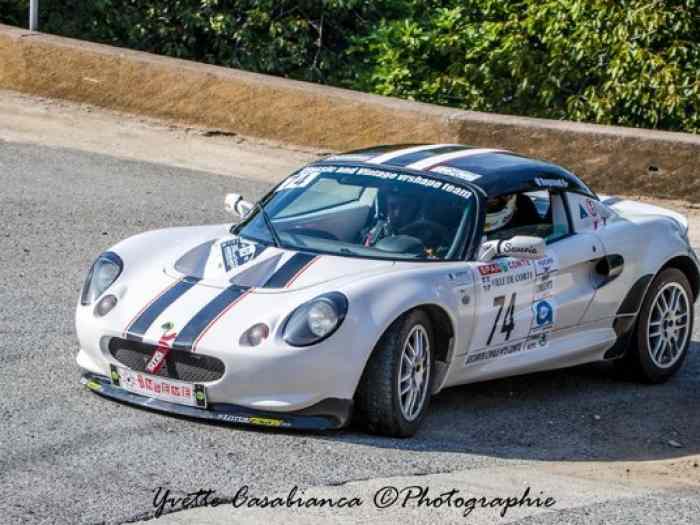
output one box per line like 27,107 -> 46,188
81,373 -> 352,430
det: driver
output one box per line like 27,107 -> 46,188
484,194 -> 517,235
364,187 -> 419,246
386,189 -> 420,229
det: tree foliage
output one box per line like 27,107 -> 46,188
32,1 -> 401,83
351,1 -> 700,132
0,0 -> 28,26
1,1 -> 698,133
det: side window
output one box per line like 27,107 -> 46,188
566,192 -> 611,233
485,190 -> 570,243
275,178 -> 364,218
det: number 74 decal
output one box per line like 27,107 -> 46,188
487,293 -> 516,346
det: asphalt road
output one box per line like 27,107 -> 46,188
2,139 -> 700,524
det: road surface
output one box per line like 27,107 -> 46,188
1,90 -> 699,524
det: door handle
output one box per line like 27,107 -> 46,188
593,254 -> 624,288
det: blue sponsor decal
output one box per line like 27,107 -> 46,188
534,300 -> 554,327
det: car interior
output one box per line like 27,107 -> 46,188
485,190 -> 570,244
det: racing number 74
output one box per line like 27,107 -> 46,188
487,293 -> 517,346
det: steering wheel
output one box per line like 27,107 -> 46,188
398,219 -> 451,246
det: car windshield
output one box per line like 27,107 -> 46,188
234,164 -> 476,261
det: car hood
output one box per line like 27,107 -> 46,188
164,234 -> 398,292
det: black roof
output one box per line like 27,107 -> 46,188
320,144 -> 595,198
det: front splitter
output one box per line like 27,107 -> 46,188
81,373 -> 351,431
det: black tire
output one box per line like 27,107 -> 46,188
617,268 -> 694,383
354,309 -> 435,437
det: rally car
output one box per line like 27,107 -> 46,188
77,144 -> 698,437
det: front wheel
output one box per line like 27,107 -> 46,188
355,310 -> 434,437
618,268 -> 694,383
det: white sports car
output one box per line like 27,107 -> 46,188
77,144 -> 698,437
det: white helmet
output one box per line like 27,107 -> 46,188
484,194 -> 517,233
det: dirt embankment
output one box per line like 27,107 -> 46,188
1,23 -> 699,201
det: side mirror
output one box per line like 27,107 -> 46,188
479,235 -> 545,261
224,193 -> 254,219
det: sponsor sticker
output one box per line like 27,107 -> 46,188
447,269 -> 473,285
221,238 -> 262,272
525,332 -> 549,351
431,165 -> 482,182
216,413 -> 291,427
145,332 -> 177,375
574,197 -> 610,231
478,259 -> 534,291
534,177 -> 568,189
111,365 -> 206,408
110,364 -> 121,387
535,253 -> 559,276
277,165 -> 473,200
535,300 -> 554,325
500,240 -> 539,257
478,259 -> 531,276
275,167 -> 323,191
488,269 -> 534,289
585,198 -> 598,217
531,299 -> 555,332
478,263 -> 503,276
465,341 -> 525,366
534,277 -> 554,300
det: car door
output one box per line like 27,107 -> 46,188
536,192 -> 607,358
541,234 -> 603,330
461,190 -> 604,379
464,256 -> 538,367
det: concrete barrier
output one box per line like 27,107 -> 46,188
1,23 -> 698,201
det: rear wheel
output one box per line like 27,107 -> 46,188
355,310 -> 434,437
618,268 -> 694,383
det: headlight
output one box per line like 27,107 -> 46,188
283,292 -> 348,347
80,252 -> 123,305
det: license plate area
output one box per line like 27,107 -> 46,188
109,365 -> 207,408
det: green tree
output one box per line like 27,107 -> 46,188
350,0 -> 700,132
35,0 -> 401,83
0,0 -> 28,26
1,1 -> 698,132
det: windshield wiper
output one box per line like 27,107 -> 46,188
254,201 -> 282,248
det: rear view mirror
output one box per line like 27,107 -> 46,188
479,236 -> 545,261
224,193 -> 254,219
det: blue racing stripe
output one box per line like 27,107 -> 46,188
172,285 -> 250,351
261,253 -> 317,289
126,278 -> 200,342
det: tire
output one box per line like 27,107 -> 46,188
354,310 -> 435,437
617,268 -> 694,383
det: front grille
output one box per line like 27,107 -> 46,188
108,338 -> 225,383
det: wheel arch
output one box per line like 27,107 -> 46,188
658,255 -> 699,301
354,302 -> 457,398
605,253 -> 698,359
